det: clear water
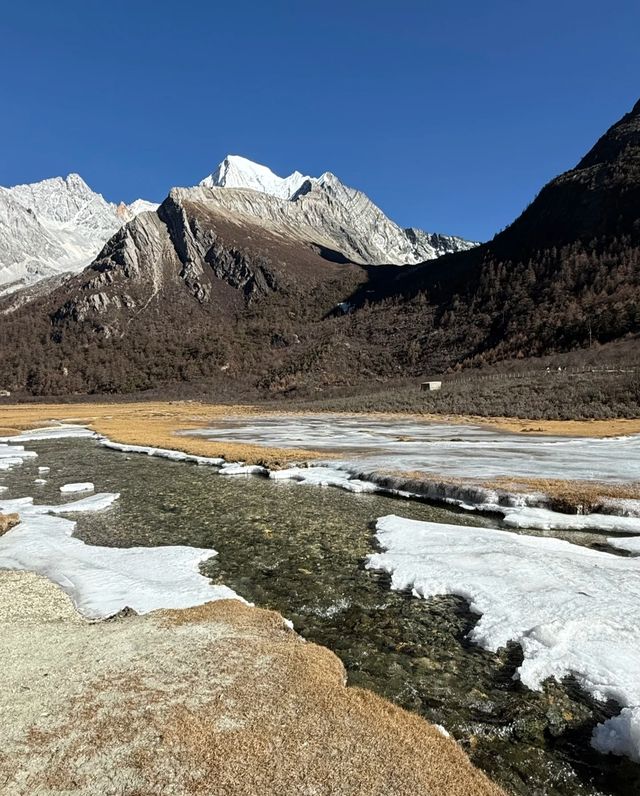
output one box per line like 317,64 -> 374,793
1,437 -> 638,796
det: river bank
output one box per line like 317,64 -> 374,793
2,428 -> 639,793
0,569 -> 503,796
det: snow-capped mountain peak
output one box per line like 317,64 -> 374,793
0,174 -> 158,294
197,157 -> 478,265
200,155 -> 309,200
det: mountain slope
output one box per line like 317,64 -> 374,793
0,174 -> 158,293
0,99 -> 637,397
339,98 -> 640,372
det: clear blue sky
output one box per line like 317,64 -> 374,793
1,1 -> 639,241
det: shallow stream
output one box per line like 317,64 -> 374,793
2,437 -> 639,796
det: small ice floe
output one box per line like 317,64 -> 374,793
0,442 -> 38,471
38,466 -> 50,474
367,515 -> 640,763
34,478 -> 47,485
219,463 -> 268,476
0,491 -> 243,620
60,482 -> 94,494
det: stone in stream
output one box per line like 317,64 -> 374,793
0,513 -> 20,534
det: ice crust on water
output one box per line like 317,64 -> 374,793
0,491 -> 241,619
607,535 -> 640,554
500,505 -> 640,534
367,515 -> 640,762
0,425 -> 97,443
0,443 -> 38,470
188,416 -> 640,482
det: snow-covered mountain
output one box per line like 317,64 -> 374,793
199,155 -> 478,264
0,156 -> 475,297
200,155 -> 308,200
0,174 -> 158,294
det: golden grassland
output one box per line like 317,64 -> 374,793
0,401 -> 331,468
2,572 -> 504,796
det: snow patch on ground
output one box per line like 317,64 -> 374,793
367,515 -> 640,762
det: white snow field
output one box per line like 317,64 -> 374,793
367,515 -> 640,762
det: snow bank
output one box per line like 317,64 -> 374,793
0,424 -> 97,443
60,482 -> 94,493
99,439 -> 224,466
0,489 -> 242,620
269,466 -> 378,493
500,505 -> 640,534
367,515 -> 640,762
219,462 -> 268,476
607,536 -> 640,554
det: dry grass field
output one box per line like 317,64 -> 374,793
0,571 -> 505,796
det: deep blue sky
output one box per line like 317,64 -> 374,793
1,1 -> 639,241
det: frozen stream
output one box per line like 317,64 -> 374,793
185,415 -> 640,482
0,435 -> 639,795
